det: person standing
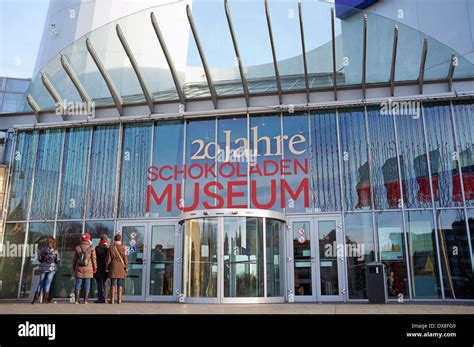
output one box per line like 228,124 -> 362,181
106,234 -> 128,304
31,237 -> 60,304
72,233 -> 97,304
94,234 -> 109,303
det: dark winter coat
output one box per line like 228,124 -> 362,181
38,246 -> 60,273
94,243 -> 109,279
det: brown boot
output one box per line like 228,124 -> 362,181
31,291 -> 40,304
84,291 -> 89,304
117,286 -> 123,304
110,286 -> 116,304
43,292 -> 49,304
75,291 -> 80,304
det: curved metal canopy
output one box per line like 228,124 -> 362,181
21,0 -> 474,116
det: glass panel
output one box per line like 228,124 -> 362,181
121,226 -> 145,297
301,0 -> 338,89
184,119 -> 216,211
424,103 -> 461,207
119,123 -> 152,218
283,113 -> 311,213
224,217 -> 264,297
345,212 -> 375,299
396,112 -> 432,208
184,218 -> 218,298
192,0 -> 243,97
436,210 -> 473,299
266,218 -> 284,297
30,130 -> 63,220
250,114 -> 283,211
5,78 -> 30,93
268,0 -> 305,92
339,109 -> 371,211
59,128 -> 91,219
367,108 -> 401,209
227,0 -> 278,94
87,125 -> 119,219
318,220 -> 339,296
150,225 -> 175,296
85,221 -> 115,245
405,210 -> 441,299
453,102 -> 474,207
312,111 -> 341,212
150,121 -> 184,217
376,211 -> 409,298
54,222 -> 82,298
0,223 -> 26,298
293,220 -> 312,296
7,131 -> 38,221
217,116 -> 248,208
468,209 -> 474,264
20,223 -> 54,299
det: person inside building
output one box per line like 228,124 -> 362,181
31,236 -> 60,304
106,233 -> 128,304
94,234 -> 110,303
152,244 -> 166,295
72,232 -> 97,304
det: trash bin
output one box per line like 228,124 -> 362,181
366,262 -> 387,304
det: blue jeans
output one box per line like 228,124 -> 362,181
111,278 -> 123,287
74,278 -> 91,292
37,271 -> 55,293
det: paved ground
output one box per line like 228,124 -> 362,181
0,301 -> 473,314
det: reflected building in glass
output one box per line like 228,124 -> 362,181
0,0 -> 473,304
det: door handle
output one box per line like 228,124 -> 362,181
286,257 -> 292,262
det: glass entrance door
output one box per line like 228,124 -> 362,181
181,211 -> 286,303
117,221 -> 180,302
288,216 -> 345,302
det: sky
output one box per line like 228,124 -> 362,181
0,0 -> 50,78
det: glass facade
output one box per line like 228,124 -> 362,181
1,100 -> 473,302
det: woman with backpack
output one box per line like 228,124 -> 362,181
72,232 -> 97,304
31,237 -> 60,304
106,233 -> 128,304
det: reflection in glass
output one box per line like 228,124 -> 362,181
224,217 -> 264,298
20,223 -> 54,299
85,221 -> 115,246
375,211 -> 408,298
184,218 -> 218,298
293,221 -> 312,296
30,130 -> 63,220
312,112 -> 341,211
367,108 -> 401,209
217,116 -> 248,208
184,119 -> 216,211
452,102 -> 474,207
266,218 -> 284,297
119,123 -> 152,218
250,115 -> 283,211
424,104 -> 461,207
150,225 -> 175,296
0,223 -> 25,298
406,210 -> 441,299
87,125 -> 119,218
121,226 -> 145,296
469,209 -> 474,261
436,210 -> 473,299
7,132 -> 38,221
54,222 -> 82,298
59,128 -> 91,219
345,213 -> 375,299
396,113 -> 432,208
318,220 -> 339,296
283,113 -> 310,213
152,121 -> 184,217
339,109 -> 371,210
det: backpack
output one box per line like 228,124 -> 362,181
77,245 -> 90,267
